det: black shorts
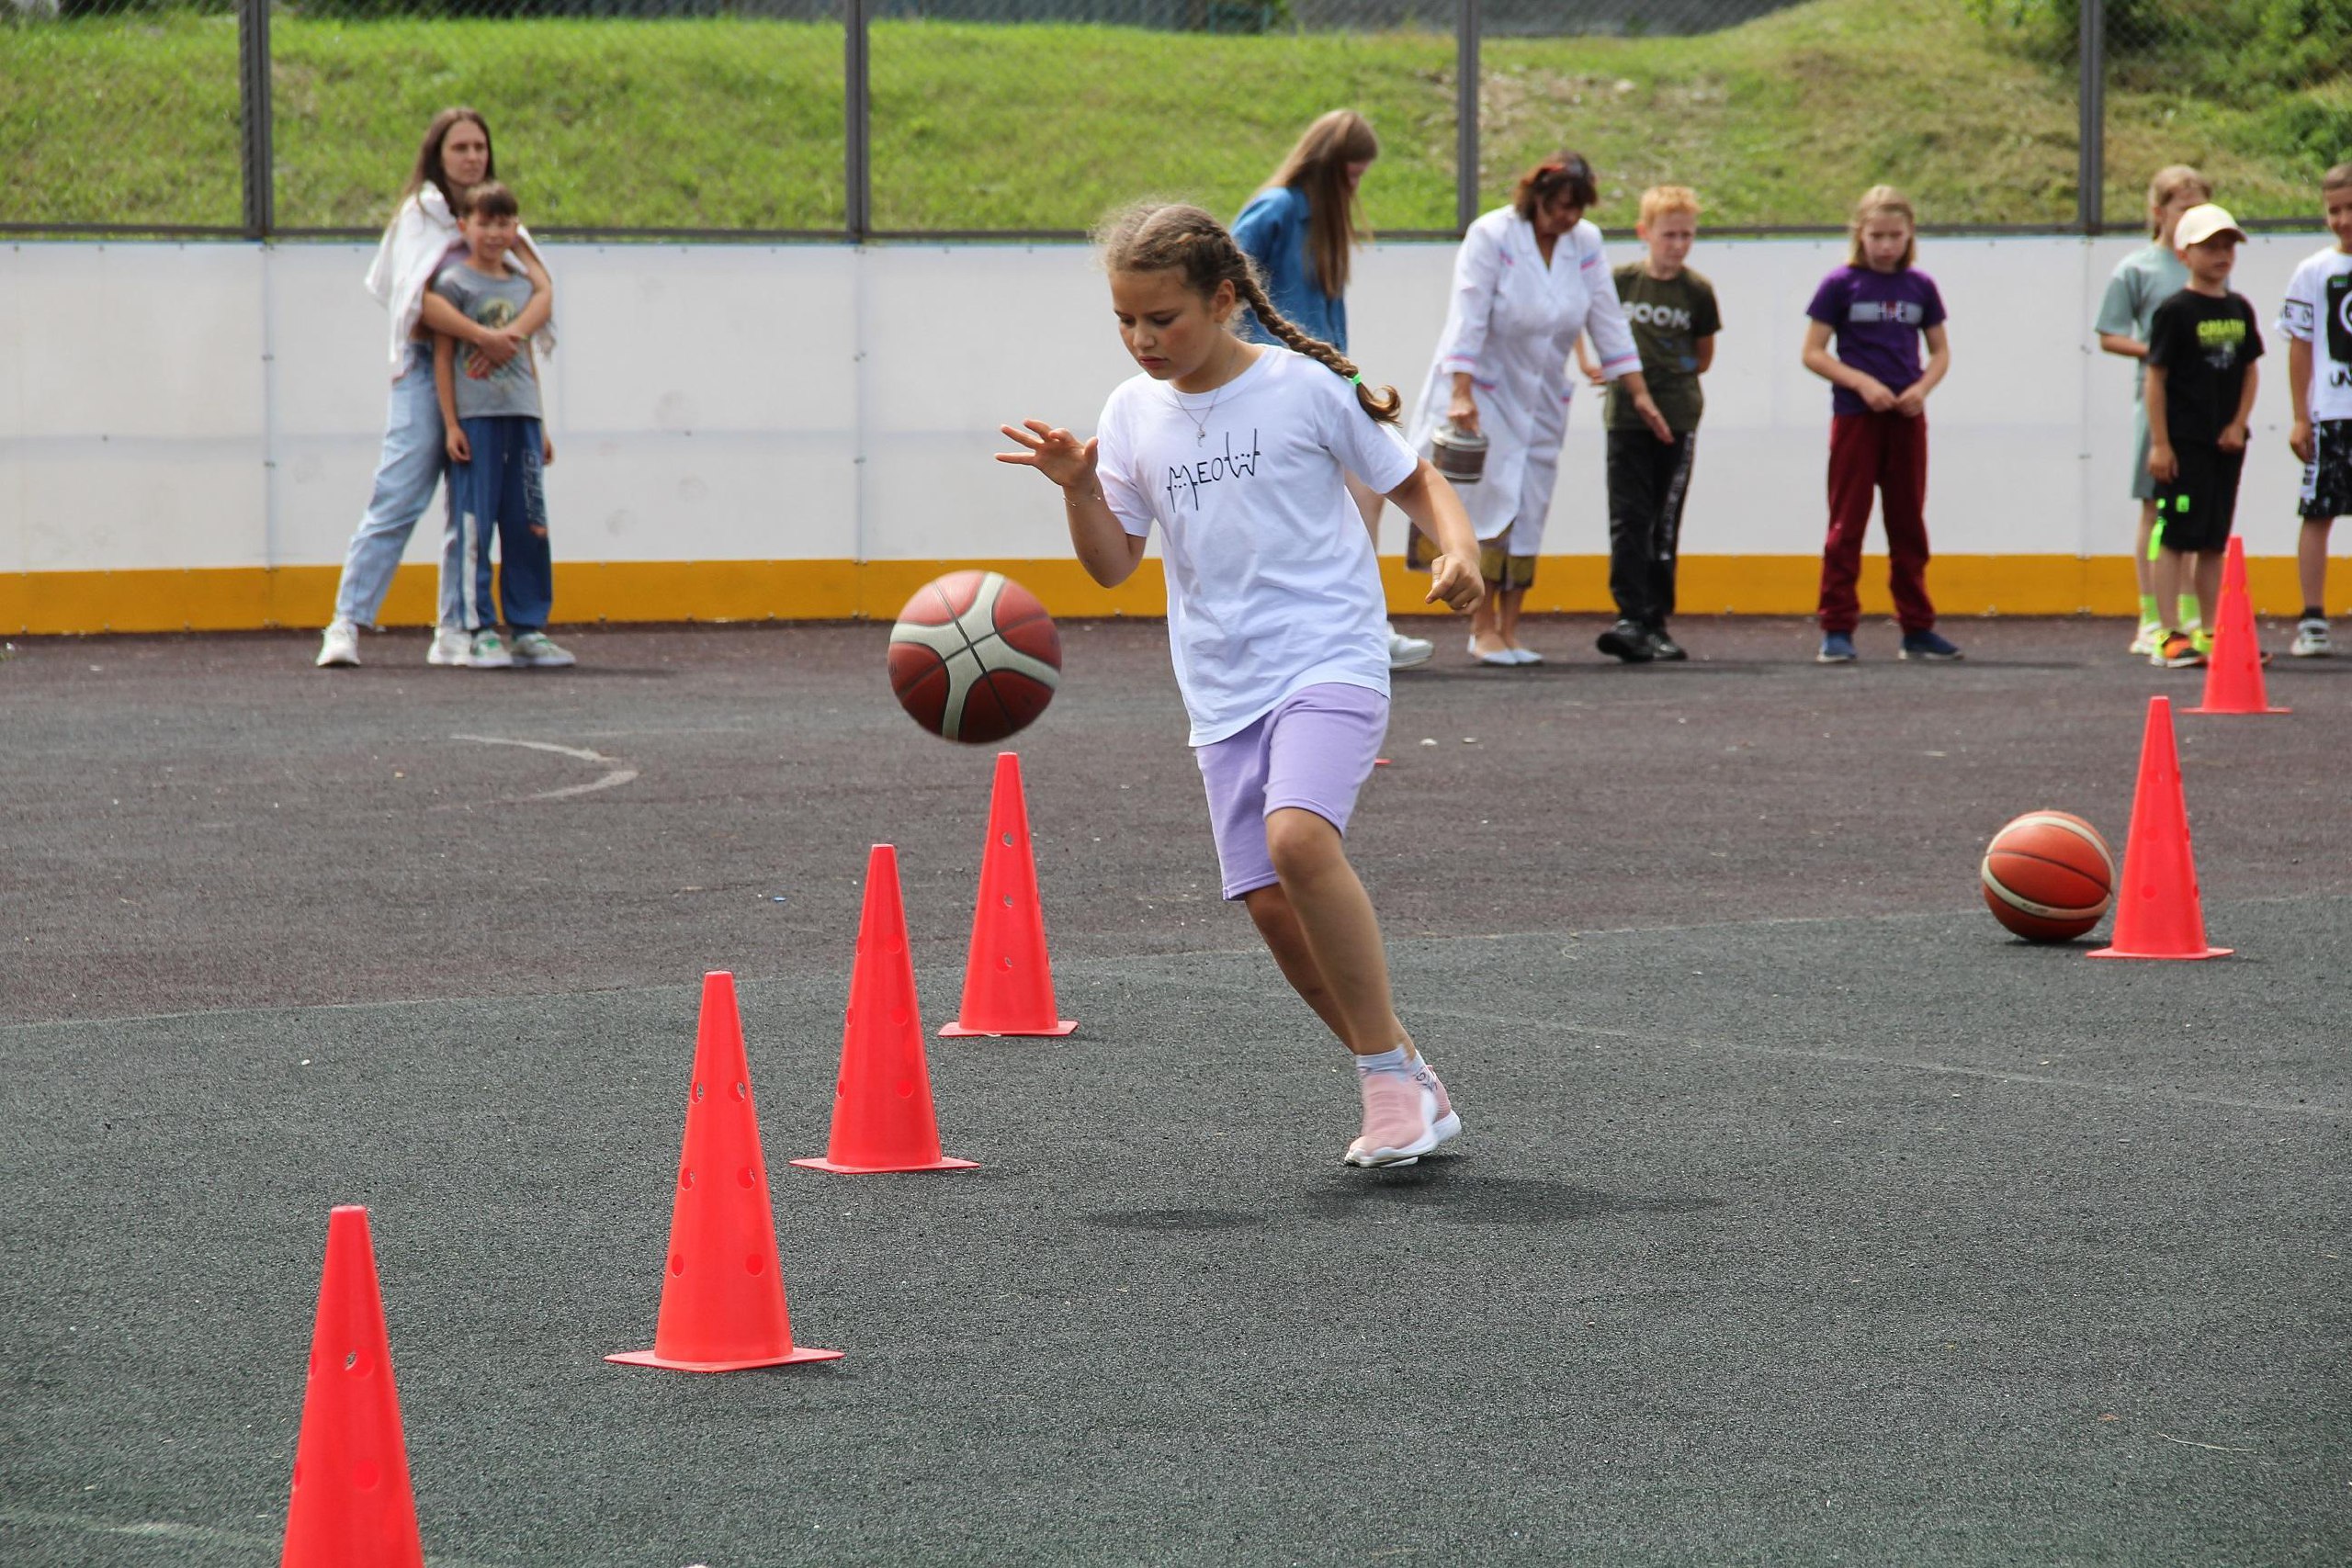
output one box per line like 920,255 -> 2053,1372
2154,442 -> 2245,554
2299,418 -> 2352,519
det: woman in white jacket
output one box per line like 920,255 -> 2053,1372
1407,152 -> 1668,663
317,107 -> 555,669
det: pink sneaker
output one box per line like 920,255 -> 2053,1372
1414,1056 -> 1462,1143
1345,1055 -> 1464,1168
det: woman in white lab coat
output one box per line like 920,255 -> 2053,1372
1407,152 -> 1669,663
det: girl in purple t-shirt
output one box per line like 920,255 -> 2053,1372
1799,186 -> 1959,663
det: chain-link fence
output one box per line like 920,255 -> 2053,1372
3,0 -> 2346,238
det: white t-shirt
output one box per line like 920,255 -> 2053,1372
2278,244 -> 2352,423
1094,346 -> 1419,746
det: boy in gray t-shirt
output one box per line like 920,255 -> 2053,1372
432,180 -> 572,668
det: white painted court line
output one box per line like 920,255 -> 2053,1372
448,734 -> 639,804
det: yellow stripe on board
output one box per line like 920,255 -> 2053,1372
4,556 -> 2318,635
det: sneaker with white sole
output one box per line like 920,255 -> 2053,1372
1345,1055 -> 1463,1168
1899,629 -> 1963,661
509,629 -> 576,668
315,619 -> 360,668
467,628 -> 514,669
1817,631 -> 1858,663
427,626 -> 471,666
2128,620 -> 2162,657
1386,626 -> 1435,670
2290,617 -> 2332,658
1411,1055 -> 1462,1146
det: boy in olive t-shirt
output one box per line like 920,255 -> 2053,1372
1594,186 -> 1721,662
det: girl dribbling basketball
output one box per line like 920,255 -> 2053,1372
996,202 -> 1484,1167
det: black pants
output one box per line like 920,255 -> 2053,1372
1606,426 -> 1697,627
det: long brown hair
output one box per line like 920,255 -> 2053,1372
1261,109 -> 1379,299
398,107 -> 497,218
1096,201 -> 1402,426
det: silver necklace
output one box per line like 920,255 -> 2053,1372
1169,345 -> 1241,445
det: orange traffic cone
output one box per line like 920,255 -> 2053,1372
608,973 -> 842,1371
795,845 -> 979,1173
281,1207 -> 424,1568
2088,695 -> 2231,961
941,752 -> 1077,1038
2190,537 -> 2288,715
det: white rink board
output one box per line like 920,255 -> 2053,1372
1,232 -> 2328,577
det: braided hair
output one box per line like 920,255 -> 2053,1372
1095,201 -> 1403,426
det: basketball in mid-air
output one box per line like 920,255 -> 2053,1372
1980,810 -> 2116,942
888,570 -> 1062,744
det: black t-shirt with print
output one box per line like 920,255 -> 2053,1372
2146,288 -> 2264,446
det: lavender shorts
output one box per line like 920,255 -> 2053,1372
1195,682 -> 1389,900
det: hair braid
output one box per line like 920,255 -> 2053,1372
1230,269 -> 1401,425
1098,199 -> 1404,425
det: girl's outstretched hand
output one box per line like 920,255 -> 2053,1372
1424,548 -> 1485,614
997,420 -> 1099,489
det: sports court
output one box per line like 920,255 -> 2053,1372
3,615 -> 2346,1566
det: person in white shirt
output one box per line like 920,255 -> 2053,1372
2278,161 -> 2352,658
1405,152 -> 1671,664
315,107 -> 555,671
997,201 -> 1484,1169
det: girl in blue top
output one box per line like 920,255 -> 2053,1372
1232,110 -> 1433,671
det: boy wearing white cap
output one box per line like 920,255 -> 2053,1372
2143,203 -> 2264,669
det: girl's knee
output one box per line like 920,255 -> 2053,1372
1264,807 -> 1342,882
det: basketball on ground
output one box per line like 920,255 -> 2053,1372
1980,810 -> 2116,942
888,570 -> 1062,744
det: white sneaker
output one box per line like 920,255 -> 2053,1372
2290,617 -> 2332,658
2127,620 -> 2162,657
467,628 -> 514,669
509,629 -> 576,668
315,619 -> 360,668
1386,626 -> 1435,670
427,626 -> 471,666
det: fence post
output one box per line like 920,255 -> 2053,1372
2076,0 -> 2103,234
239,0 -> 274,239
845,0 -> 870,242
1455,0 -> 1478,233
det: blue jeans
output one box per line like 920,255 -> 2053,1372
453,415 -> 552,632
330,344 -> 463,628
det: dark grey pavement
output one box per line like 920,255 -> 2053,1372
2,616 -> 2346,1566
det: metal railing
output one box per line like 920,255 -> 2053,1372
2,0 -> 2341,241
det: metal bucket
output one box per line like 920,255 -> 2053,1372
1430,424 -> 1487,485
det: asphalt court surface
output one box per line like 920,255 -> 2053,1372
3,615 -> 2347,1565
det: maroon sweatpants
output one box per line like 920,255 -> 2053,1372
1819,411 -> 1936,635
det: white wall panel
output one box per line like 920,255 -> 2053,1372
17,445 -> 268,570
3,233 -> 2331,577
550,244 -> 859,435
554,433 -> 859,561
6,244 -> 264,441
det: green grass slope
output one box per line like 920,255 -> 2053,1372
0,0 -> 2336,234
